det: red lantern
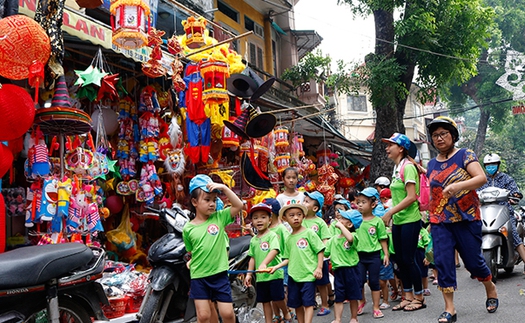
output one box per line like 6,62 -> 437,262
339,177 -> 355,189
0,84 -> 35,141
110,0 -> 150,49
0,143 -> 13,178
183,16 -> 207,49
0,15 -> 50,101
200,60 -> 230,104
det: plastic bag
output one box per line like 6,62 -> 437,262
106,204 -> 136,254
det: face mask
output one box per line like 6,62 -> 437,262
485,164 -> 498,176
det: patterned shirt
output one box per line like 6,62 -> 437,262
427,149 -> 481,224
478,172 -> 521,216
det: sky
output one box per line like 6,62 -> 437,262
293,0 -> 375,65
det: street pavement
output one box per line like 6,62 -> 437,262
310,265 -> 525,323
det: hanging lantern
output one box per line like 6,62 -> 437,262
275,153 -> 290,173
274,126 -> 289,148
0,15 -> 50,102
0,84 -> 35,141
222,120 -> 240,149
200,60 -> 230,104
182,16 -> 207,49
110,0 -> 151,50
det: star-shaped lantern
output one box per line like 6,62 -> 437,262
97,73 -> 120,102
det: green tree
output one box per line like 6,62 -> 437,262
448,0 -> 525,156
337,0 -> 494,180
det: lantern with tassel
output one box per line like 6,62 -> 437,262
110,0 -> 150,50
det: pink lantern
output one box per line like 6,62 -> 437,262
110,0 -> 151,49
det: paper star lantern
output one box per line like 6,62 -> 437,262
97,74 -> 120,102
75,65 -> 108,87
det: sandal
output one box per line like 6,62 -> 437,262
390,289 -> 399,301
328,293 -> 335,307
392,299 -> 412,311
403,298 -> 426,312
373,309 -> 384,319
486,297 -> 498,313
357,301 -> 366,315
438,311 -> 457,323
379,302 -> 391,310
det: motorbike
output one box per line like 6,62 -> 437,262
137,205 -> 256,323
479,186 -> 525,282
0,243 -> 108,323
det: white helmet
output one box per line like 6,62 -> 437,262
483,153 -> 501,164
374,176 -> 391,187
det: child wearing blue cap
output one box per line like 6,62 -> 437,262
244,203 -> 292,323
355,188 -> 389,319
302,191 -> 332,316
329,199 -> 352,237
264,198 -> 293,322
325,209 -> 363,323
272,203 -> 325,323
182,174 -> 243,323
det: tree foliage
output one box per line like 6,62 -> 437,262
337,0 -> 494,180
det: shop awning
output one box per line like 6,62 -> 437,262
291,30 -> 323,60
18,1 -> 174,68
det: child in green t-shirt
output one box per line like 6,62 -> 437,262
355,188 -> 389,319
416,224 -> 432,296
182,174 -> 243,323
273,204 -> 325,323
244,203 -> 291,323
263,198 -> 292,323
302,191 -> 332,316
325,209 -> 363,323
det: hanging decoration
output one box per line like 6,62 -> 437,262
141,28 -> 168,79
0,84 -> 36,141
110,0 -> 150,50
0,15 -> 50,102
182,16 -> 207,49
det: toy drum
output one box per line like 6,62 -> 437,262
222,122 -> 240,148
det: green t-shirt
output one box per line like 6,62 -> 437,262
328,220 -> 340,237
355,216 -> 388,253
282,228 -> 325,282
270,224 -> 290,250
391,159 -> 421,225
182,209 -> 233,279
248,231 -> 283,282
324,233 -> 359,269
417,227 -> 431,249
380,227 -> 394,259
303,217 -> 331,241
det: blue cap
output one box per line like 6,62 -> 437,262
339,209 -> 363,229
381,132 -> 411,151
333,199 -> 352,210
305,191 -> 324,217
358,187 -> 380,199
262,198 -> 281,216
189,174 -> 220,194
216,197 -> 224,211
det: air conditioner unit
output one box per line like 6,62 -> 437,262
254,24 -> 264,38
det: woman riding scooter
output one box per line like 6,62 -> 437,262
477,153 -> 525,274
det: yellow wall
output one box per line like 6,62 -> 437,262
214,0 -> 271,73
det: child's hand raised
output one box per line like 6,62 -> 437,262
206,182 -> 225,193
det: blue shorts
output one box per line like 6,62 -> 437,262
256,279 -> 285,303
358,251 -> 381,291
333,266 -> 362,302
189,271 -> 232,302
287,276 -> 316,308
379,262 -> 394,281
315,260 -> 330,286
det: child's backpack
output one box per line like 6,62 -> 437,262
400,159 -> 430,212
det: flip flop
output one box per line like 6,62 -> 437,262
486,298 -> 498,313
357,301 -> 366,315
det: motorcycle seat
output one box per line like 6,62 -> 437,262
0,243 -> 93,289
228,235 -> 251,259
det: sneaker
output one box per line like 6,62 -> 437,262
316,308 -> 331,316
423,289 -> 431,296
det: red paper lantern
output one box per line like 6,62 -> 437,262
0,84 -> 35,141
339,177 -> 355,189
110,0 -> 150,49
0,143 -> 13,178
0,15 -> 50,81
106,195 -> 124,214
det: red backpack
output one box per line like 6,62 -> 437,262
399,159 -> 430,212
